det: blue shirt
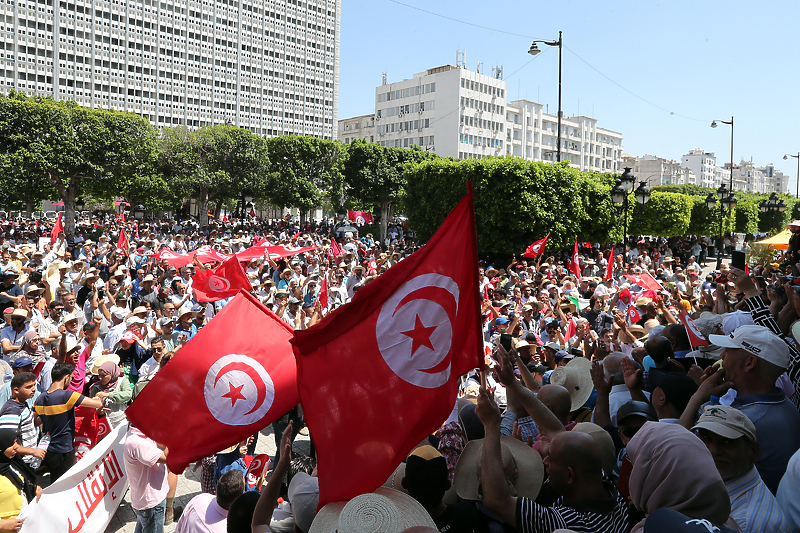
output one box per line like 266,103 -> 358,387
731,390 -> 800,494
726,466 -> 789,533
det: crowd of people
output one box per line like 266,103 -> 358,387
0,211 -> 796,533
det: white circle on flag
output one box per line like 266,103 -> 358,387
96,422 -> 110,438
375,273 -> 459,389
204,354 -> 275,426
355,216 -> 365,225
209,275 -> 231,292
686,318 -> 703,339
533,244 -> 541,253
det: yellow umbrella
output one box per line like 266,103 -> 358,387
753,229 -> 792,250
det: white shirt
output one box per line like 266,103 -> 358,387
137,356 -> 160,382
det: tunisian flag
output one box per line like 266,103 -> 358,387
625,272 -> 662,300
523,233 -> 549,258
604,252 -> 615,281
567,239 -> 581,278
192,256 -> 253,302
50,212 -> 63,245
627,305 -> 641,324
347,210 -> 374,225
330,237 -> 343,258
126,291 -> 299,473
117,229 -> 129,252
678,309 -> 710,347
292,186 -> 482,507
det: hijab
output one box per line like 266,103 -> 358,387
97,361 -> 121,392
0,428 -> 37,502
626,422 -> 731,533
19,330 -> 45,360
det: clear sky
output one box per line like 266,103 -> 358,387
338,0 -> 800,193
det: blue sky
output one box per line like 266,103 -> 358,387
338,0 -> 800,193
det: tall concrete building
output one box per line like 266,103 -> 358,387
1,0 -> 340,137
366,64 -> 622,171
681,149 -> 718,188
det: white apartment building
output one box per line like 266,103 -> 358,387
338,113 -> 373,144
623,154 -> 695,187
681,149 -> 718,188
365,64 -> 623,171
374,64 -> 507,159
1,0 -> 340,137
505,99 -> 623,172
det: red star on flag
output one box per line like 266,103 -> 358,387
401,315 -> 437,355
221,382 -> 247,407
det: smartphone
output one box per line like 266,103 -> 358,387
731,250 -> 746,271
499,333 -> 513,352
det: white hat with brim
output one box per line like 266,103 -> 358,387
709,324 -> 790,369
91,353 -> 121,375
59,312 -> 77,326
309,487 -> 436,533
549,357 -> 593,412
452,436 -> 543,502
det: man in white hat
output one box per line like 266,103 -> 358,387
0,308 -> 32,358
692,404 -> 789,533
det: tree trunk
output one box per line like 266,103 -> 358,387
380,200 -> 391,246
63,190 -> 77,242
197,190 -> 209,227
25,199 -> 33,219
213,202 -> 222,221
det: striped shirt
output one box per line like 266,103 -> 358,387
516,481 -> 628,533
0,399 -> 38,465
726,467 -> 789,533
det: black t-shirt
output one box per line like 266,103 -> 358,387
434,502 -> 491,533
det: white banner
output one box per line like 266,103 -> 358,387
20,422 -> 129,533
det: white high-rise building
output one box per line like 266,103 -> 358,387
375,64 -> 507,159
1,0 -> 340,137
366,65 -> 622,171
681,149 -> 718,188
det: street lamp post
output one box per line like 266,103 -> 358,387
784,152 -> 800,198
759,192 -> 787,232
610,167 -> 641,255
711,116 -> 735,193
133,204 -> 145,220
529,31 -> 563,162
705,185 -> 738,269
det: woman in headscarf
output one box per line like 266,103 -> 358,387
17,331 -> 46,366
0,427 -> 40,531
88,361 -> 132,428
626,422 -> 741,532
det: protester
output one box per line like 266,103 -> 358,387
176,470 -> 245,533
124,424 -> 170,532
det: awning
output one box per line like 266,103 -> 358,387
753,229 -> 791,249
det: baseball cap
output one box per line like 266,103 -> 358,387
709,324 -> 790,369
112,308 -> 130,320
158,316 -> 176,327
692,404 -> 757,442
649,370 -> 698,414
722,310 -> 754,335
494,316 -> 509,325
616,400 -> 658,424
288,472 -> 319,533
554,350 -> 574,363
120,331 -> 138,344
11,356 -> 33,369
543,342 -> 560,352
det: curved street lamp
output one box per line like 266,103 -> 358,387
528,31 -> 563,162
610,168 -> 649,253
785,153 -> 800,198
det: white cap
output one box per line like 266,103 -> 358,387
722,310 -> 755,335
709,324 -> 790,369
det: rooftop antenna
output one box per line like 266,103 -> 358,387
492,65 -> 503,79
476,61 -> 483,74
381,72 -> 387,85
456,49 -> 465,68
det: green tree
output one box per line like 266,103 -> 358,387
343,140 -> 434,244
628,191 -> 694,237
264,135 -> 347,219
0,91 -> 158,238
158,125 -> 269,226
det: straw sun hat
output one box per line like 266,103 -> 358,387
309,487 -> 436,533
549,357 -> 593,412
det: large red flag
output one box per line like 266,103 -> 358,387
567,239 -> 581,278
604,252 -> 615,281
314,276 -> 328,309
117,229 -> 129,252
678,309 -> 710,348
347,210 -> 374,225
292,186 -> 482,508
330,237 -> 343,258
523,233 -> 549,259
192,256 -> 253,302
624,272 -> 662,300
235,244 -> 318,263
50,212 -> 63,245
126,291 -> 298,473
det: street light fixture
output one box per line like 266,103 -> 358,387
784,153 -> 800,198
610,168 -> 649,253
705,188 -> 737,269
634,181 -> 650,205
529,31 -> 563,162
133,204 -> 145,220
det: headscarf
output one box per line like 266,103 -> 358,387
19,330 -> 46,360
626,422 -> 731,533
97,361 -> 121,392
0,428 -> 37,502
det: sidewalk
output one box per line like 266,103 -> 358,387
103,425 -> 311,533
